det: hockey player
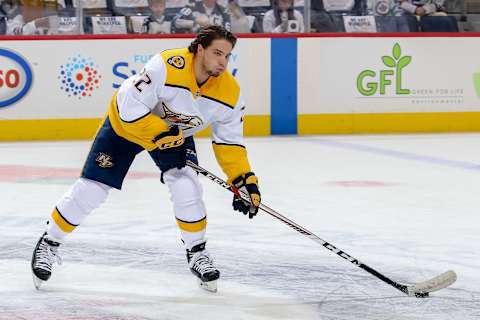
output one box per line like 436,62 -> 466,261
31,25 -> 261,293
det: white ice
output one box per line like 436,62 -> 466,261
0,134 -> 479,320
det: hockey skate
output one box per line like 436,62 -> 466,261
187,241 -> 220,292
31,232 -> 62,289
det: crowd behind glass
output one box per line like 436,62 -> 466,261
0,0 -> 474,35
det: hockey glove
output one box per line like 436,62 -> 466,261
153,125 -> 184,150
152,126 -> 187,173
231,172 -> 261,219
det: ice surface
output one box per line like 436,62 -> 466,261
0,134 -> 479,320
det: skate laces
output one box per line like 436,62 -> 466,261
34,237 -> 62,271
190,251 -> 216,274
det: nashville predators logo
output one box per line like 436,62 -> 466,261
160,102 -> 203,129
95,152 -> 114,168
167,56 -> 185,69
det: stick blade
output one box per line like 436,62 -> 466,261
408,270 -> 457,297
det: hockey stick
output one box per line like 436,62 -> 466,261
187,160 -> 457,298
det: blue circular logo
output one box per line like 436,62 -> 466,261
0,48 -> 33,108
58,55 -> 101,99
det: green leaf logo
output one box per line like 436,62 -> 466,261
382,56 -> 396,68
356,43 -> 412,96
473,72 -> 480,97
397,56 -> 411,69
393,43 -> 401,60
382,43 -> 411,69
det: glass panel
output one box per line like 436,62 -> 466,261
0,0 -> 472,35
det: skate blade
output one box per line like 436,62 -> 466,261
32,273 -> 44,290
197,278 -> 217,293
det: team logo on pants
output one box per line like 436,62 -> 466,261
96,152 -> 114,168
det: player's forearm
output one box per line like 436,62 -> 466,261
212,142 -> 251,183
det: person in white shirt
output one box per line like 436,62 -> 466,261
262,0 -> 304,33
0,0 -> 24,35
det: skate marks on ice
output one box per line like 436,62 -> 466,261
1,258 -> 477,320
303,269 -> 478,320
211,229 -> 478,320
1,258 -> 318,320
238,260 -> 477,320
2,136 -> 480,319
2,221 -> 478,319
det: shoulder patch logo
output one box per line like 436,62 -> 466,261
167,56 -> 185,69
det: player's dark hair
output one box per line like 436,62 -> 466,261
188,25 -> 237,54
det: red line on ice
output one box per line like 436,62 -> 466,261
0,165 -> 158,182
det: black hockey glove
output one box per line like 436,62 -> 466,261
231,172 -> 261,219
153,125 -> 184,150
152,126 -> 186,173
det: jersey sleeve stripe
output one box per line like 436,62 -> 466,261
116,104 -> 151,123
115,94 -> 152,123
201,95 -> 235,109
212,141 -> 245,148
165,83 -> 191,91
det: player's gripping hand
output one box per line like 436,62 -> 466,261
152,126 -> 186,172
231,172 -> 261,219
153,125 -> 184,150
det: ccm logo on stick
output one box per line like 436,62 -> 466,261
0,48 -> 33,108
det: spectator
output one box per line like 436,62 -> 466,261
141,0 -> 171,33
172,0 -> 231,33
368,0 -> 395,15
0,0 -> 24,35
310,0 -> 339,32
21,16 -> 51,34
393,0 -> 446,16
368,0 -> 420,32
227,0 -> 257,32
262,0 -> 304,33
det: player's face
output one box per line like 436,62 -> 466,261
199,39 -> 233,77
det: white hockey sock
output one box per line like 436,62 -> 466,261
47,177 -> 111,240
163,167 -> 207,248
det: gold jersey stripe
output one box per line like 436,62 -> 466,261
176,216 -> 207,232
51,207 -> 77,233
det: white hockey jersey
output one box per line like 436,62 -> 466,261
108,47 -> 251,181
